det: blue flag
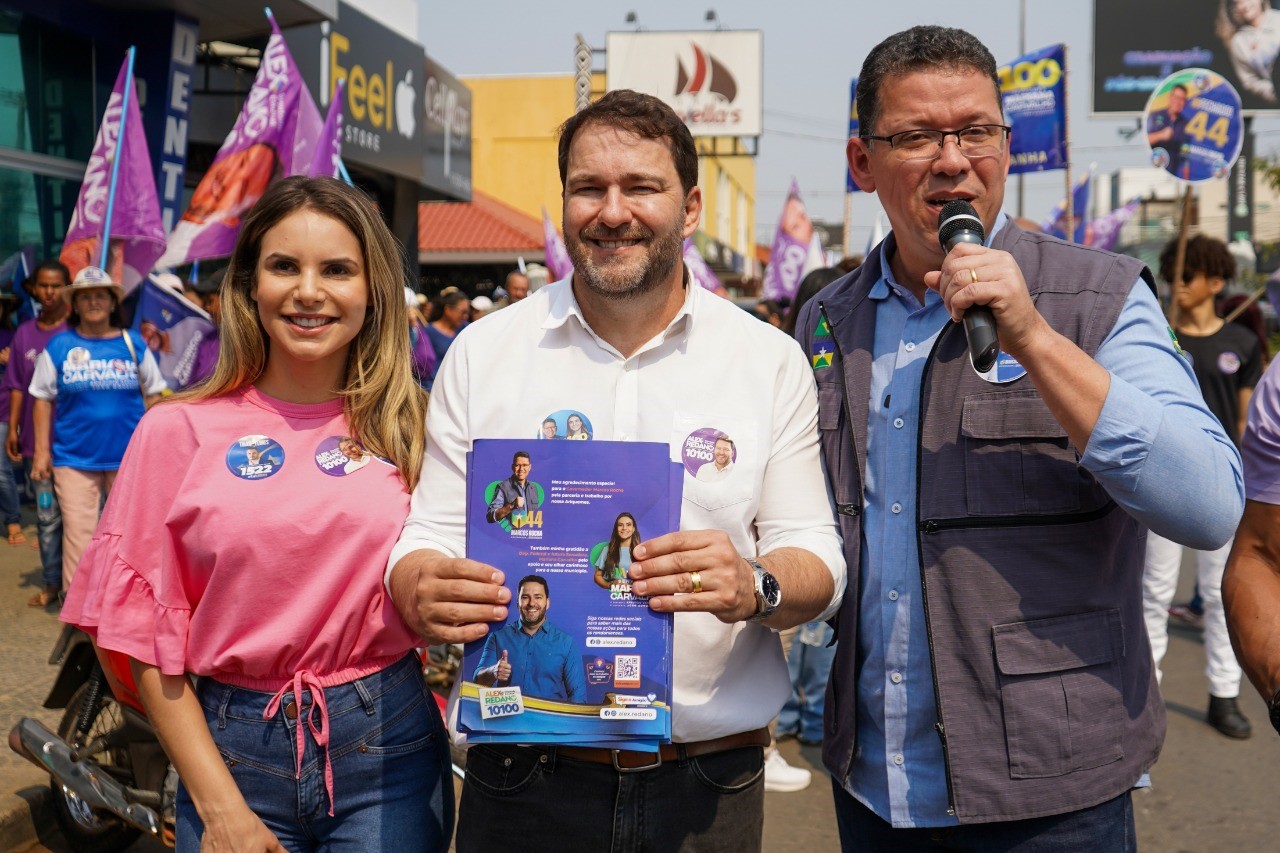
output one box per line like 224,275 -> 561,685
132,275 -> 215,390
1042,170 -> 1092,244
1000,45 -> 1068,175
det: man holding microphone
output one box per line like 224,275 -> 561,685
797,25 -> 1243,849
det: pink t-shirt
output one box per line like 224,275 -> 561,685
62,387 -> 419,689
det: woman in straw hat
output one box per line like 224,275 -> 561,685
29,265 -> 166,592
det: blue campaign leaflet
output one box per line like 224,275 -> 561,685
458,439 -> 681,748
1144,68 -> 1243,184
1000,44 -> 1067,175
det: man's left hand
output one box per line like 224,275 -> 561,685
629,530 -> 756,623
924,242 -> 1050,360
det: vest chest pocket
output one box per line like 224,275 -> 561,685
960,393 -> 1093,517
993,609 -> 1125,779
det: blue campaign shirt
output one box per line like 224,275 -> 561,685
474,619 -> 588,703
31,329 -> 164,470
846,215 -> 1242,828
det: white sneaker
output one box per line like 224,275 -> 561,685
763,748 -> 812,793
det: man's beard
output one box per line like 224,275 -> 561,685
565,214 -> 685,300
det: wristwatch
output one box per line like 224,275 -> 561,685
1269,686 -> 1280,737
745,558 -> 782,623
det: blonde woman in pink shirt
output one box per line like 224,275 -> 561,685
61,177 -> 450,852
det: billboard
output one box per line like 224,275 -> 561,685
1093,0 -> 1280,114
605,31 -> 763,137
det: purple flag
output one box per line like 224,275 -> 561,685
133,274 -> 217,390
683,239 -> 725,294
1042,170 -> 1092,244
542,207 -> 573,281
309,80 -> 345,179
60,56 -> 165,294
158,16 -> 317,267
1085,199 -> 1140,252
763,181 -> 816,301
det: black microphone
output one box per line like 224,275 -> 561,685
938,200 -> 998,373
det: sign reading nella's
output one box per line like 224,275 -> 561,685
606,31 -> 762,138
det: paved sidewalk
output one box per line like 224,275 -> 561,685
0,510 -> 65,851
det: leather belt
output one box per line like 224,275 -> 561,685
553,727 -> 770,773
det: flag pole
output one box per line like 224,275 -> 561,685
842,192 -> 852,259
1167,185 -> 1195,327
99,46 -> 136,270
1062,43 -> 1073,242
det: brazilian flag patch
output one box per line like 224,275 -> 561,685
1167,325 -> 1185,357
815,315 -> 832,338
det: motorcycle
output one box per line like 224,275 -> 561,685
8,624 -> 175,851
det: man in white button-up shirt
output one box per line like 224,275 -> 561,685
387,89 -> 845,852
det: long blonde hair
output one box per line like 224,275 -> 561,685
177,176 -> 426,490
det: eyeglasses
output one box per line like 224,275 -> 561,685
862,124 -> 1011,161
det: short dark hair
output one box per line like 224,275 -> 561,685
542,418 -> 556,427
517,574 -> 548,596
30,259 -> 70,287
1159,234 -> 1235,284
512,451 -> 531,465
557,89 -> 698,196
857,26 -> 1000,137
1172,83 -> 1189,95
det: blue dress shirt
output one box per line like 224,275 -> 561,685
846,215 -> 1243,828
474,620 -> 588,703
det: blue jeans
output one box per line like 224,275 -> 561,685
832,779 -> 1136,851
23,457 -> 62,589
177,654 -> 454,852
777,628 -> 837,743
0,423 -> 21,526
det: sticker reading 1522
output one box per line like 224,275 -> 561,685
478,687 -> 525,720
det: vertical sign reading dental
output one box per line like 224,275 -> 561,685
285,2 -> 425,182
159,15 -> 198,233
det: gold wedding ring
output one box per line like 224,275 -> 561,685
689,571 -> 703,593
969,268 -> 979,285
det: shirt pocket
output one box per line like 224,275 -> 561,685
960,392 -> 1091,517
993,609 -> 1126,779
671,411 -> 758,513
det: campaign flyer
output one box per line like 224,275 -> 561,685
458,439 -> 680,748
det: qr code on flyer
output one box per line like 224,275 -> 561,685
614,654 -> 641,688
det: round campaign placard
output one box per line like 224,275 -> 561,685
313,435 -> 372,477
226,435 -> 284,481
1143,69 -> 1243,184
974,351 -> 1028,384
681,427 -> 737,478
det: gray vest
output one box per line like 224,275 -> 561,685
798,221 -> 1164,823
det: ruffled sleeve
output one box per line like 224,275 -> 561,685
61,403 -> 200,676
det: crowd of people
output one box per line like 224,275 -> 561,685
9,20 -> 1280,853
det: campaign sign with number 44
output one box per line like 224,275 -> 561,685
1144,68 -> 1243,185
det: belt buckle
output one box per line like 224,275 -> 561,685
611,748 -> 663,773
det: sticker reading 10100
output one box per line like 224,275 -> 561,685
478,687 -> 525,720
226,435 -> 284,481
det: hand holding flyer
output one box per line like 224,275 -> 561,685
459,439 -> 682,749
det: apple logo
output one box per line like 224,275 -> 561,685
396,70 -> 416,139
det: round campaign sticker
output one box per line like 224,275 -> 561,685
1219,351 -> 1242,375
681,428 -> 737,478
314,435 -> 373,477
226,435 -> 284,481
975,350 -> 1028,384
1143,68 -> 1243,185
538,409 -> 594,441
